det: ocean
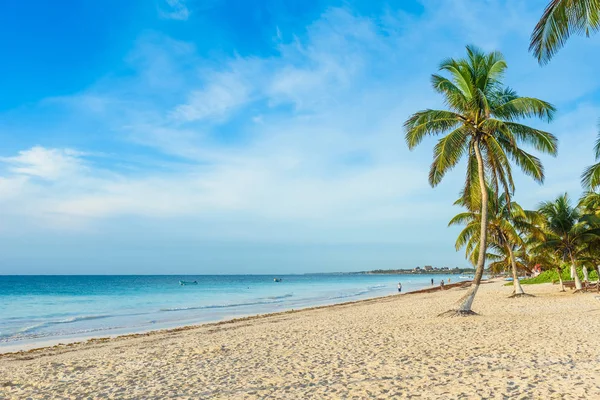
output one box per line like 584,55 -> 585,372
0,274 -> 466,350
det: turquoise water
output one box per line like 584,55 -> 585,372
0,274 -> 464,349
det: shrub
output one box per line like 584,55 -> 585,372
520,267 -> 598,285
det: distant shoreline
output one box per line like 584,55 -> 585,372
359,269 -> 476,275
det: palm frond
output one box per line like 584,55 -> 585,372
530,0 -> 600,64
429,127 -> 470,186
492,97 -> 556,123
404,110 -> 462,150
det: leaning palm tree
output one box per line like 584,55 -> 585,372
537,193 -> 593,291
530,0 -> 600,64
405,45 -> 557,315
450,192 -> 540,297
487,246 -> 532,292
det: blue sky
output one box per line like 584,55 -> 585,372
1,0 -> 600,274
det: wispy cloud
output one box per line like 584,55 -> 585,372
2,1 -> 600,272
170,70 -> 252,122
0,147 -> 85,181
158,0 -> 190,21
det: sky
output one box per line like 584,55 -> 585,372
1,0 -> 600,274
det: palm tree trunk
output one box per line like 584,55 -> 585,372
556,266 -> 565,292
508,246 -> 526,296
583,265 -> 589,283
570,255 -> 583,291
597,265 -> 600,293
455,141 -> 487,314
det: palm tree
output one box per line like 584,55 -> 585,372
537,193 -> 593,291
578,190 -> 600,288
405,45 -> 557,314
524,231 -> 568,291
487,247 -> 530,278
580,123 -> 600,189
450,192 -> 540,297
580,246 -> 600,291
487,246 -> 533,293
530,0 -> 600,64
578,189 -> 600,214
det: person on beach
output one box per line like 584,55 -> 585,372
397,282 -> 402,293
431,278 -> 434,286
440,279 -> 445,290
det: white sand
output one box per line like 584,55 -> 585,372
1,281 -> 600,399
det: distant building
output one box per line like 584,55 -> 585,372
424,265 -> 433,271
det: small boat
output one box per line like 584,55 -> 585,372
179,280 -> 198,286
273,278 -> 282,282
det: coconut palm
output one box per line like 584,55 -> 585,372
405,45 -> 557,314
537,193 -> 595,291
450,192 -> 540,297
526,239 -> 567,291
580,242 -> 600,291
530,0 -> 600,64
487,247 -> 530,278
487,246 -> 535,293
579,189 -> 600,214
578,190 -> 600,287
580,123 -> 600,189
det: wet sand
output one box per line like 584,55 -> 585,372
1,280 -> 599,399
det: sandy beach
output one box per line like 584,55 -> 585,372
1,280 -> 600,399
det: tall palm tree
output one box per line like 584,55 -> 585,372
405,45 -> 557,314
537,193 -> 593,291
450,192 -> 540,297
530,0 -> 600,64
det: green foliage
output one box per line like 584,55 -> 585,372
404,45 -> 557,200
581,123 -> 600,190
451,192 -> 540,269
530,0 -> 600,64
520,268 -> 599,285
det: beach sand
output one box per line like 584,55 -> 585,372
1,280 -> 600,399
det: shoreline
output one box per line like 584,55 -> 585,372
3,280 -> 600,398
0,280 -> 474,356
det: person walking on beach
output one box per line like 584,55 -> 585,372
397,282 -> 402,293
431,278 -> 434,286
440,279 -> 445,290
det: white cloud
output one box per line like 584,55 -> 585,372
170,70 -> 251,122
0,147 -> 85,181
1,1 -> 599,271
159,0 -> 190,21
